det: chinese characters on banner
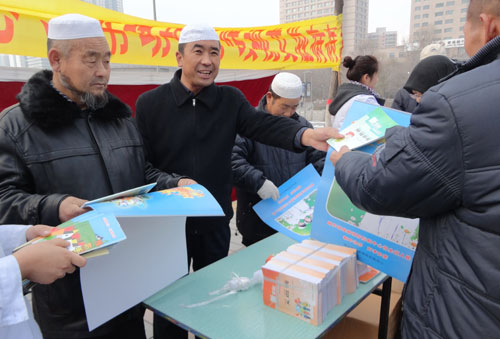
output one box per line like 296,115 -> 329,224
0,0 -> 342,70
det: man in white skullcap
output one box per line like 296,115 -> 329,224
0,13 -> 180,339
232,72 -> 325,247
135,24 -> 339,338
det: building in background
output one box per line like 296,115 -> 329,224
367,27 -> 397,49
279,0 -> 369,55
81,0 -> 123,12
410,0 -> 468,48
280,0 -> 336,22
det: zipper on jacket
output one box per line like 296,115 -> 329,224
85,115 -> 114,193
192,98 -> 198,178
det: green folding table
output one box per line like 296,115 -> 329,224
144,233 -> 392,339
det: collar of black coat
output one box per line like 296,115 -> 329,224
170,69 -> 218,109
16,70 -> 131,130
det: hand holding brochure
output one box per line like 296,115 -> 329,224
16,213 -> 125,294
253,164 -> 320,242
327,107 -> 398,151
313,101 -> 418,282
14,213 -> 126,256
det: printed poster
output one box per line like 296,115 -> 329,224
253,164 -> 320,242
76,183 -> 224,331
311,101 -> 419,282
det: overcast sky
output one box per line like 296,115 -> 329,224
122,0 -> 411,43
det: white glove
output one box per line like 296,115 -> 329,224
257,180 -> 280,201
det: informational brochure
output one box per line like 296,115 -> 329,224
327,107 -> 398,151
312,101 -> 418,282
14,213 -> 125,256
81,182 -> 157,208
253,164 -> 321,242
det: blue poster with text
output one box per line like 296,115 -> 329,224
311,101 -> 419,282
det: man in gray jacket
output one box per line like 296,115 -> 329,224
330,1 -> 500,337
0,14 -> 179,339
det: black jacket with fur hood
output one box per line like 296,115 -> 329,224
0,70 -> 179,337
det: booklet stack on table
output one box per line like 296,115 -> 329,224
261,239 -> 358,326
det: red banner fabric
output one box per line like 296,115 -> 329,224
0,75 -> 275,114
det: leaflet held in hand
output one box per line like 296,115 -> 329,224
253,164 -> 320,242
313,101 -> 418,282
327,107 -> 398,151
14,213 -> 125,256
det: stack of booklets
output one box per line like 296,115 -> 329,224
261,239 -> 358,326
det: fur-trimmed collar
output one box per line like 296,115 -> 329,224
17,70 -> 131,129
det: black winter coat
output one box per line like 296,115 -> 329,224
135,69 -> 305,234
0,70 -> 177,338
335,37 -> 500,338
232,96 -> 325,245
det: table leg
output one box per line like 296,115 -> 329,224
373,277 -> 392,339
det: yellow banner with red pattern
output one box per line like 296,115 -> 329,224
0,0 -> 342,70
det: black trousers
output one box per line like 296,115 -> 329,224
153,226 -> 230,339
41,305 -> 146,339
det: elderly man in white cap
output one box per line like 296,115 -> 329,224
232,72 -> 325,246
135,24 -> 340,337
0,13 -> 180,339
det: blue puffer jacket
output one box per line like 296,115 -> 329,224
335,36 -> 500,338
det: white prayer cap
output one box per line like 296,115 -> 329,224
48,14 -> 104,40
179,23 -> 219,44
420,43 -> 446,60
271,72 -> 303,99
